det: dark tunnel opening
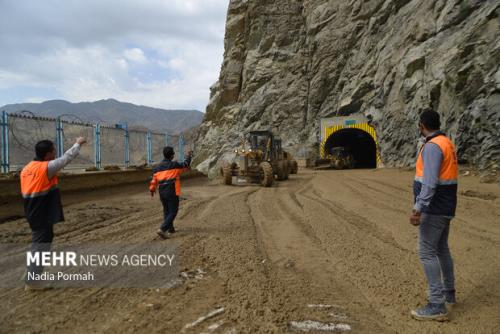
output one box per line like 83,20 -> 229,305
324,128 -> 377,169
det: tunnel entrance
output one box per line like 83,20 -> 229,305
323,128 -> 377,168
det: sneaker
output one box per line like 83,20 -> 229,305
168,228 -> 176,234
156,229 -> 169,239
411,303 -> 448,321
444,290 -> 456,307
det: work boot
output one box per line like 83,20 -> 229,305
411,303 -> 448,321
156,229 -> 169,239
444,290 -> 456,307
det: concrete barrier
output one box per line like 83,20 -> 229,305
0,169 -> 204,222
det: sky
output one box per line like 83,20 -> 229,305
0,0 -> 229,111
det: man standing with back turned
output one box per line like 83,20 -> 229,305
410,109 -> 458,321
21,137 -> 86,290
149,146 -> 192,239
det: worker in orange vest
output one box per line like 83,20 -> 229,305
149,146 -> 192,239
410,109 -> 458,321
21,137 -> 86,290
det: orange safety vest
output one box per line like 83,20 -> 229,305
21,161 -> 59,198
415,135 -> 458,185
20,161 -> 64,227
149,159 -> 189,197
150,168 -> 183,196
414,134 -> 458,216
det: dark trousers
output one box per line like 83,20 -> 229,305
26,224 -> 54,282
160,196 -> 179,232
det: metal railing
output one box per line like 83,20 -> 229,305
0,110 -> 190,173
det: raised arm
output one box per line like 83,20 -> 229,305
174,151 -> 193,170
47,137 -> 86,179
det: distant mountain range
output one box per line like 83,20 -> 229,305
0,99 -> 204,133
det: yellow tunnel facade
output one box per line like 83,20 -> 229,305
320,119 -> 382,168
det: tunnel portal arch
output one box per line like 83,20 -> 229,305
320,116 -> 381,168
324,128 -> 377,168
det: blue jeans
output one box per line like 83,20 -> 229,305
418,213 -> 455,304
160,196 -> 179,232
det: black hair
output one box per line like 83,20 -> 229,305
163,146 -> 175,159
419,108 -> 441,130
35,140 -> 55,160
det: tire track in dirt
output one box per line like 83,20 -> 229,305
338,175 -> 409,216
360,174 -> 414,194
340,171 -> 500,244
0,180 -> 224,333
248,182 -> 388,333
1,171 -> 499,333
296,187 -> 431,333
187,188 -> 293,333
307,187 -> 410,254
353,171 -> 500,241
299,170 -> 500,333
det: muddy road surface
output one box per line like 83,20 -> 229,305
1,169 -> 499,333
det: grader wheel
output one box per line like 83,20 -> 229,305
284,160 -> 289,180
331,158 -> 344,170
259,162 -> 274,187
222,165 -> 233,185
289,159 -> 298,174
276,160 -> 287,181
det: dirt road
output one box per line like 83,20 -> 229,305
1,169 -> 499,333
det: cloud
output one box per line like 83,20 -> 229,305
0,0 -> 229,111
25,97 -> 46,103
123,48 -> 147,64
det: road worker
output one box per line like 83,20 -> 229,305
149,146 -> 192,239
21,137 -> 87,290
410,108 -> 458,321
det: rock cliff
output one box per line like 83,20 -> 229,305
195,0 -> 500,177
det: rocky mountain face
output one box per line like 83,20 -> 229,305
194,0 -> 499,177
1,99 -> 203,134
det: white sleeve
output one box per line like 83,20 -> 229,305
47,143 -> 81,179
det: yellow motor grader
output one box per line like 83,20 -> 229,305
222,130 -> 297,187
